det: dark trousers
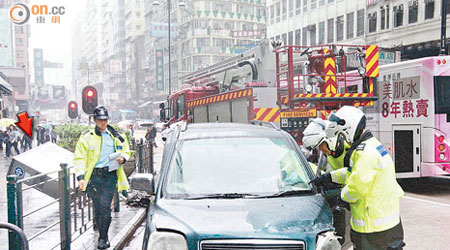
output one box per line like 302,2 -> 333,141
351,220 -> 405,250
87,169 -> 117,240
6,141 -> 20,157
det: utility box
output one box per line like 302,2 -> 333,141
7,142 -> 74,199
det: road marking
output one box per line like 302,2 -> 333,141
403,196 -> 450,208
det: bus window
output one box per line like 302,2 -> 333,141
177,94 -> 185,119
434,76 -> 450,114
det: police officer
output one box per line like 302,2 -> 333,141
312,106 -> 405,250
73,106 -> 131,249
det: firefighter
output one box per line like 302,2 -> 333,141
312,106 -> 405,250
302,118 -> 351,184
73,106 -> 131,249
302,118 -> 350,244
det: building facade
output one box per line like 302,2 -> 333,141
267,0 -> 367,47
143,0 -> 267,112
267,0 -> 450,60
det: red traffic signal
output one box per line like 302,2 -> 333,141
82,86 -> 98,114
68,101 -> 78,119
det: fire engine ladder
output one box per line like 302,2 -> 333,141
181,41 -> 270,90
274,44 -> 379,113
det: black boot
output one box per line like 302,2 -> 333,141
97,238 -> 109,249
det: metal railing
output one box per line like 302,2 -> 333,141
131,138 -> 154,174
7,163 -> 94,250
6,139 -> 154,250
0,222 -> 29,250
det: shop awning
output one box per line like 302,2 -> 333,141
0,76 -> 13,95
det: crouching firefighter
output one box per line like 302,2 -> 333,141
73,106 -> 131,249
311,106 -> 406,250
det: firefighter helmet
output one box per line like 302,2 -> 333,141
327,106 -> 366,144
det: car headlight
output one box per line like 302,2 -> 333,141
316,231 -> 341,250
148,231 -> 188,250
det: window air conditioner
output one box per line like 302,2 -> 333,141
408,1 -> 418,7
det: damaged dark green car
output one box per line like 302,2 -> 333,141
131,123 -> 348,250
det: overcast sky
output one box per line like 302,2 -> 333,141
28,0 -> 86,86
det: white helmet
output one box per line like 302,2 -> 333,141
327,106 -> 366,144
302,118 -> 337,151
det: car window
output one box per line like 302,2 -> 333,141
164,136 -> 312,198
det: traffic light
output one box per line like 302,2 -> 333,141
82,86 -> 98,114
68,101 -> 78,119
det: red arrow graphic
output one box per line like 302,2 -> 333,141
15,111 -> 33,137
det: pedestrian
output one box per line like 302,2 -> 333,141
144,123 -> 157,148
51,128 -> 57,143
0,129 -> 5,153
6,125 -> 20,157
37,126 -> 45,146
311,106 -> 405,250
44,128 -> 51,142
73,106 -> 131,249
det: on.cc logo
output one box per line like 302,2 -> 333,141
9,3 -> 30,25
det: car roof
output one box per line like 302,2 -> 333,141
178,123 -> 286,141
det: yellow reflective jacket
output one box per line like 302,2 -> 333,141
73,128 -> 131,191
340,137 -> 404,233
328,142 -> 350,184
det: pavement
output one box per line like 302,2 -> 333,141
0,129 -> 164,250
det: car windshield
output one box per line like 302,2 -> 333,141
164,136 -> 313,198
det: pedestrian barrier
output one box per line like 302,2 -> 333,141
130,138 -> 154,174
6,163 -> 94,250
0,222 -> 29,250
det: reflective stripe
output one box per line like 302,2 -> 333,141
352,217 -> 366,227
118,181 -> 128,186
373,212 -> 399,227
342,186 -> 357,202
330,168 -> 347,184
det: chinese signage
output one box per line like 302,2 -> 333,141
0,9 -> 14,67
380,76 -> 428,119
231,30 -> 263,38
150,22 -> 177,38
110,60 -> 122,74
155,49 -> 164,91
34,49 -> 44,85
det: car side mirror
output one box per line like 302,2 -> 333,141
130,173 -> 155,195
159,103 -> 165,109
160,109 -> 166,122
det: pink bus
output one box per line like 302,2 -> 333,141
364,56 -> 450,178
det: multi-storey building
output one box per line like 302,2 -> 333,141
73,0 -> 127,111
267,0 -> 366,47
267,0 -> 450,60
125,0 -> 145,106
366,0 -> 448,59
143,0 -> 267,107
0,0 -> 30,114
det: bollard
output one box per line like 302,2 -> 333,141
138,138 -> 143,173
58,163 -> 71,250
7,175 -> 20,250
